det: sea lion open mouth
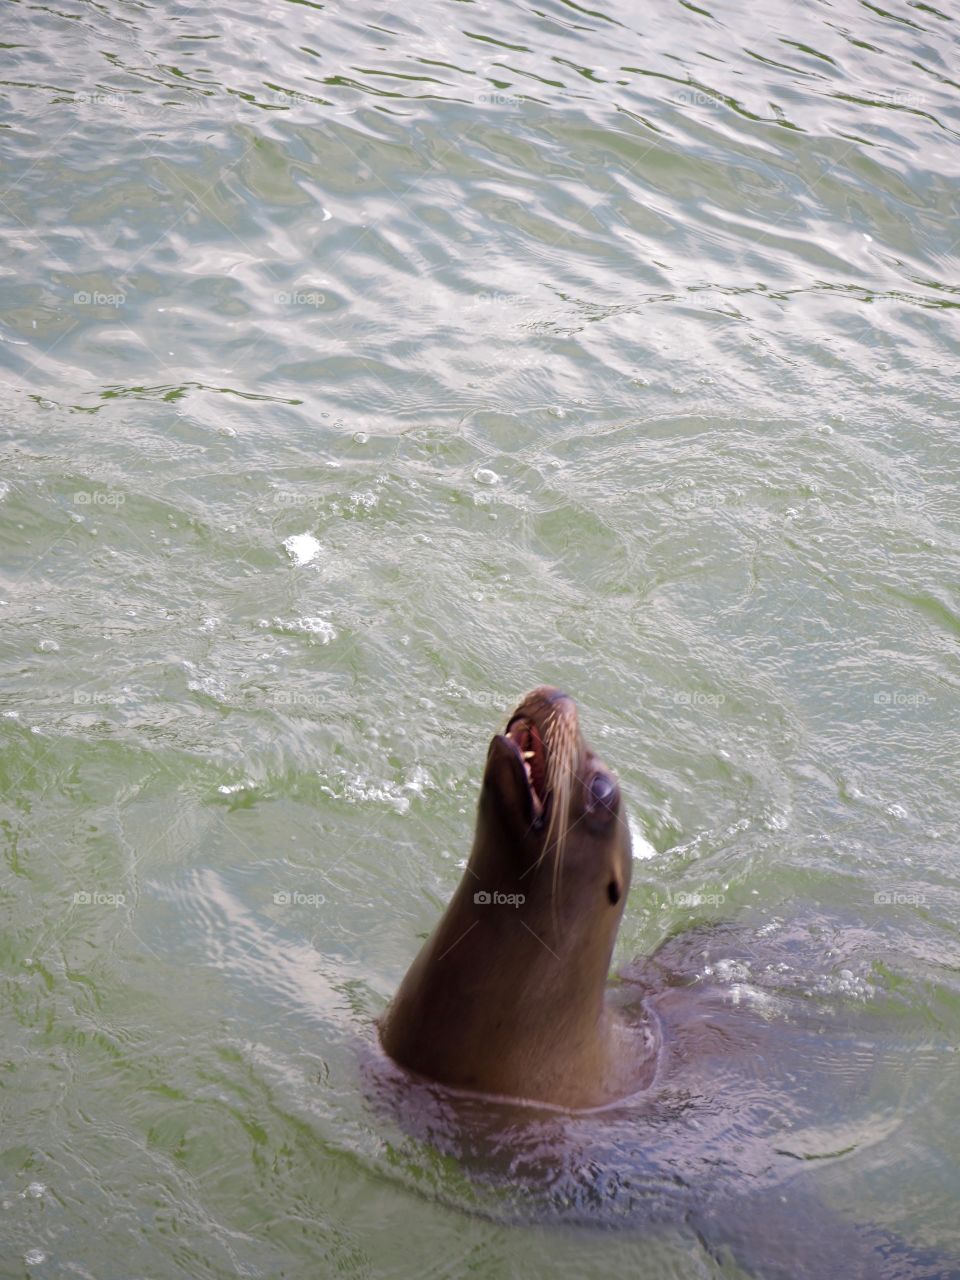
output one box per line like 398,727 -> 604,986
501,686 -> 580,830
504,716 -> 547,817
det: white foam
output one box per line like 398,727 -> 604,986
283,533 -> 321,566
629,812 -> 658,860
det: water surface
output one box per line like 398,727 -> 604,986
2,0 -> 959,1276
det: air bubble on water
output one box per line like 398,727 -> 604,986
23,1183 -> 45,1199
474,468 -> 499,486
353,431 -> 369,445
37,639 -> 59,653
24,1250 -> 45,1265
349,490 -> 377,511
294,616 -> 336,643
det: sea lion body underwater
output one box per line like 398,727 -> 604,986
379,685 -> 658,1109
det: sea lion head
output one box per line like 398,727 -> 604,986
380,687 -> 643,1108
476,685 -> 632,939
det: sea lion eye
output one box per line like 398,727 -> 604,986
607,880 -> 621,905
589,773 -> 617,811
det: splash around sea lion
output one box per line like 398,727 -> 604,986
378,686 -> 660,1109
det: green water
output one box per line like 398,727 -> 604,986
2,0 -> 959,1275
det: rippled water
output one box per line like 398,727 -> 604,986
2,0 -> 959,1276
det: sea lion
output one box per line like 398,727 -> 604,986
374,689 -> 960,1276
378,685 -> 659,1109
